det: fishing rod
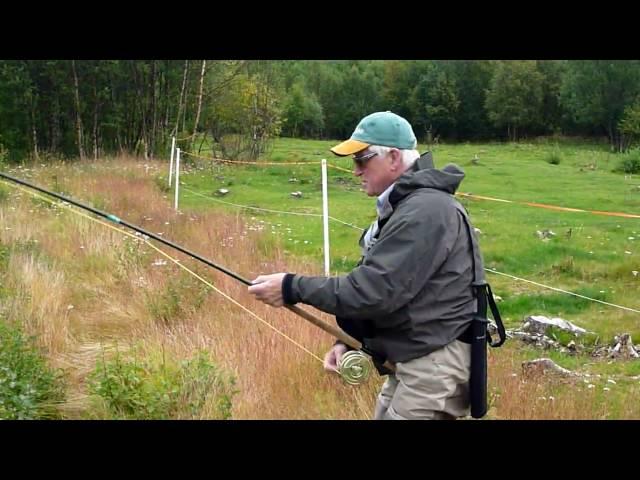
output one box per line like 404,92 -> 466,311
0,171 -> 394,383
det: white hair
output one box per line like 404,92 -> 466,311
368,145 -> 420,169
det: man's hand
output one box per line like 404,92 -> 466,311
323,343 -> 349,372
248,273 -> 287,307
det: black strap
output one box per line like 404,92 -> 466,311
486,284 -> 506,347
456,206 -> 507,348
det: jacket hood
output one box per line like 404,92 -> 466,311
391,152 -> 465,202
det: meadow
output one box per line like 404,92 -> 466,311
1,137 -> 639,419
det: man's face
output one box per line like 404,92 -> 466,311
352,148 -> 399,196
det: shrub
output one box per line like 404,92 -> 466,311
0,321 -> 66,419
545,147 -> 562,165
615,148 -> 640,174
88,349 -> 236,419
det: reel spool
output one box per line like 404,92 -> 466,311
338,350 -> 373,385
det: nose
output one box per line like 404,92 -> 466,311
353,164 -> 363,176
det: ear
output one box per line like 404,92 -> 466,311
389,148 -> 403,171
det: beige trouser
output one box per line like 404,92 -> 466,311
373,340 -> 471,420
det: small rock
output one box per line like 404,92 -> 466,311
536,229 -> 556,240
522,358 -> 577,378
523,315 -> 589,336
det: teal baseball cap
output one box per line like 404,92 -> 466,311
331,111 -> 417,156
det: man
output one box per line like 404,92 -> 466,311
248,111 -> 486,420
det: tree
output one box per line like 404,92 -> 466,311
0,61 -> 37,161
408,61 -> 460,142
537,60 -> 568,136
205,63 -> 283,160
618,98 -> 640,150
446,60 -> 496,140
560,60 -> 640,151
70,60 -> 86,160
485,61 -> 545,141
282,81 -> 324,138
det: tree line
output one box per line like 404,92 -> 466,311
2,60 -> 640,163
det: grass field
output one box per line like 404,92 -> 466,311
1,137 -> 639,419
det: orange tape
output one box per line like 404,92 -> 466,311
458,192 -> 640,219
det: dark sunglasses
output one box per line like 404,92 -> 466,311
352,151 -> 378,167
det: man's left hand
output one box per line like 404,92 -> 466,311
248,273 -> 287,307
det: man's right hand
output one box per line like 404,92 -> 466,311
323,343 -> 349,372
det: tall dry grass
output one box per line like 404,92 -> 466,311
1,156 -> 638,419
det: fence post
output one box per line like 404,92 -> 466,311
169,136 -> 176,186
321,158 -> 330,276
174,148 -> 180,211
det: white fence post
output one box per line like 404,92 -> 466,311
168,136 -> 176,186
321,158 -> 330,276
174,148 -> 180,211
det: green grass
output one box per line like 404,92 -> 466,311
498,288 -> 608,322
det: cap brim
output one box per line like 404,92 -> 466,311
330,139 -> 370,157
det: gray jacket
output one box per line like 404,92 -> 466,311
283,153 -> 485,363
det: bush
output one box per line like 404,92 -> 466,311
545,147 -> 562,165
88,349 -> 236,419
0,321 -> 66,419
615,149 -> 640,174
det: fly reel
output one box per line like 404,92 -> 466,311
338,350 -> 373,385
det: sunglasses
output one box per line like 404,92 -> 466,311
352,151 -> 378,167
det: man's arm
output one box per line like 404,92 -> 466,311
284,194 -> 460,320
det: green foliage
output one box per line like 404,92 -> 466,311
619,101 -> 640,150
0,321 -> 66,419
545,146 -> 563,165
485,61 -> 545,141
4,60 -> 640,159
206,65 -> 283,161
560,60 -> 640,151
87,349 -> 236,419
282,81 -> 324,138
614,148 -> 640,174
408,61 -> 460,140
